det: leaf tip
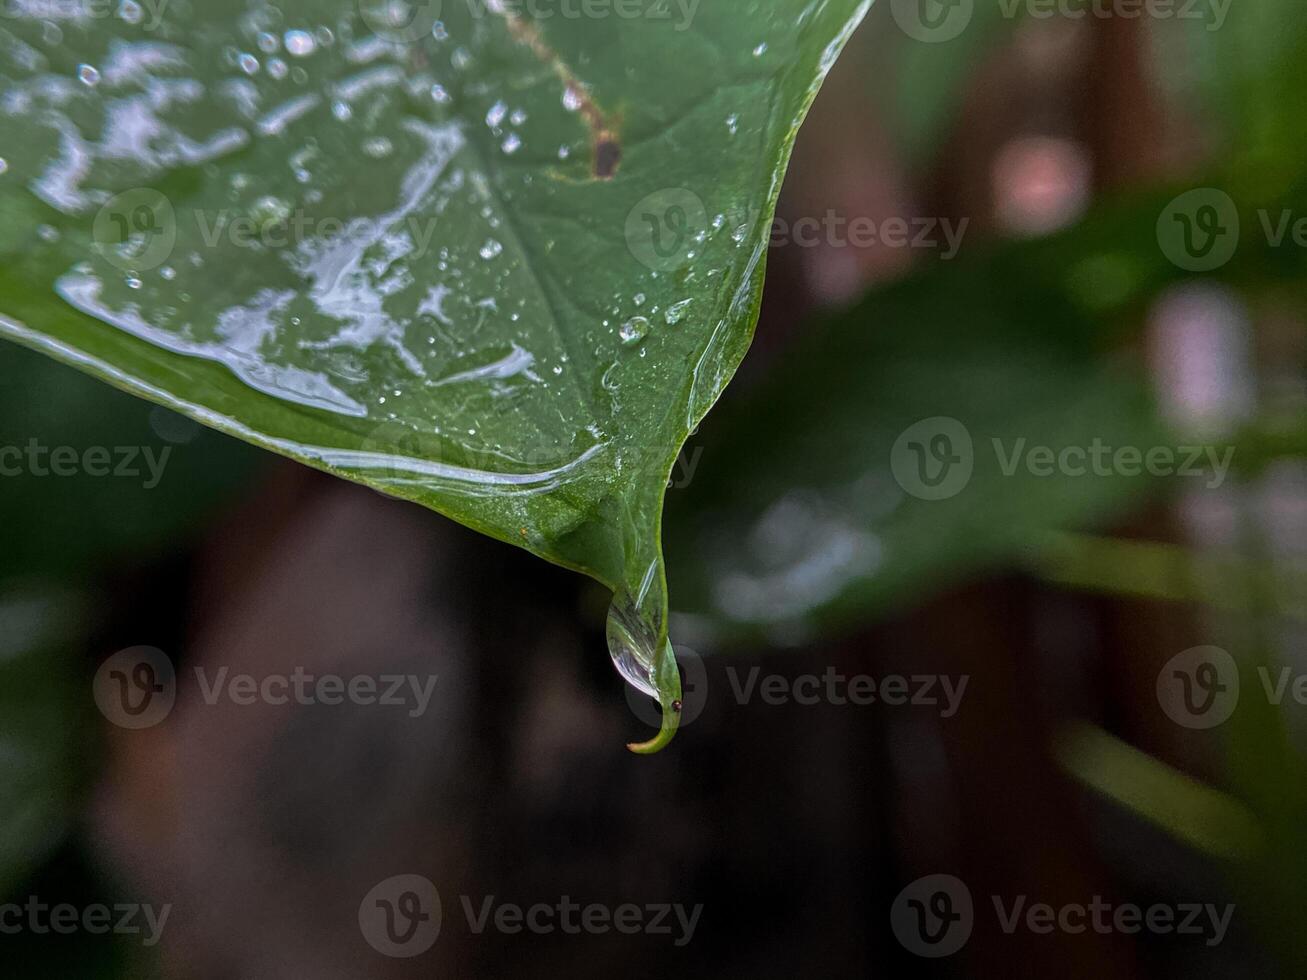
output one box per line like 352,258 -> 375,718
626,696 -> 681,755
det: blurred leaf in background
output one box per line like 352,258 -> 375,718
666,240 -> 1168,645
0,345 -> 262,582
0,588 -> 86,899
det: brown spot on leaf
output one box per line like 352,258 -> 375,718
594,138 -> 622,180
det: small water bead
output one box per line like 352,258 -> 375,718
557,145 -> 571,160
562,87 -> 583,112
509,108 -> 527,126
430,83 -> 451,104
77,64 -> 100,87
633,293 -> 646,307
620,316 -> 649,345
267,58 -> 288,80
118,0 -> 143,25
664,299 -> 691,325
432,21 -> 449,41
0,158 -> 7,176
479,239 -> 503,260
257,31 -> 279,53
284,30 -> 316,56
160,266 -> 177,281
363,136 -> 393,158
485,100 -> 508,128
451,47 -> 471,70
725,114 -> 739,135
36,225 -> 59,243
125,276 -> 142,289
250,195 -> 291,231
753,42 -> 768,56
501,133 -> 521,154
332,100 -> 352,121
238,53 -> 260,75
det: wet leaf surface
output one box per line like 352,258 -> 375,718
0,0 -> 871,746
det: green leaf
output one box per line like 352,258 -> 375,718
665,242 -> 1169,645
0,0 -> 870,750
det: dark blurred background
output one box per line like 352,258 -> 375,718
5,1 -> 1307,976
